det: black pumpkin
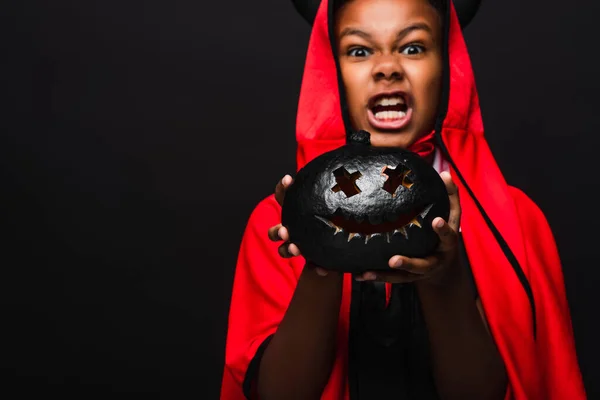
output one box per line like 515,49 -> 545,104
281,130 -> 450,273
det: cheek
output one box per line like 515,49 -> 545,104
407,63 -> 442,109
341,64 -> 370,111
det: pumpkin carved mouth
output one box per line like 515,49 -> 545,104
315,204 -> 433,244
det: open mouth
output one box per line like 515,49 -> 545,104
367,91 -> 412,131
315,204 -> 433,244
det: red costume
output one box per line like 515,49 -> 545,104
221,0 -> 586,398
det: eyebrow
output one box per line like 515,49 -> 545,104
339,22 -> 433,42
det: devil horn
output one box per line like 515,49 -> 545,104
453,0 -> 483,28
291,0 -> 321,25
291,0 -> 482,29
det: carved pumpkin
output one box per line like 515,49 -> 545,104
281,130 -> 450,273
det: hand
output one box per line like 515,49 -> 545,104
355,171 -> 462,286
268,174 -> 330,276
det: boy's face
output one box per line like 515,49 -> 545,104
335,0 -> 442,148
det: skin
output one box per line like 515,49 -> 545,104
336,0 -> 442,149
259,0 -> 507,398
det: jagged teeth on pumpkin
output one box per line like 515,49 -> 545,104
347,232 -> 361,242
365,233 -> 383,244
375,96 -> 404,106
409,217 -> 422,228
420,204 -> 433,218
393,226 -> 409,239
315,215 -> 334,227
315,215 -> 343,234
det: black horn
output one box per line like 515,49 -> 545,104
291,0 -> 321,25
291,0 -> 482,29
453,0 -> 482,28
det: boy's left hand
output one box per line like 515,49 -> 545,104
355,171 -> 461,286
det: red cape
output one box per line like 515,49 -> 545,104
221,0 -> 586,398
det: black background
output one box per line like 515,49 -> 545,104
1,0 -> 598,398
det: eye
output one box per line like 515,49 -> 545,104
381,164 -> 413,196
400,44 -> 425,56
347,47 -> 371,58
331,166 -> 363,198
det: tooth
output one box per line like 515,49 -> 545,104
393,227 -> 409,239
420,204 -> 433,218
409,217 -> 422,228
315,215 -> 334,228
348,232 -> 361,242
399,111 -> 406,118
389,111 -> 400,119
315,215 -> 344,235
365,232 -> 382,244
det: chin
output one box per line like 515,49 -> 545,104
365,128 -> 415,149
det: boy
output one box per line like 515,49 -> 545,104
221,0 -> 586,399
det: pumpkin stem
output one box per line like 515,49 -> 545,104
348,130 -> 371,146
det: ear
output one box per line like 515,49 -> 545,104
290,0 -> 483,29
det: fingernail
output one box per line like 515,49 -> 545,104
393,258 -> 403,268
436,219 -> 445,228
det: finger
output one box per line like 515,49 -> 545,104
278,242 -> 295,258
432,217 -> 458,251
288,243 -> 301,256
268,224 -> 286,242
315,267 -> 328,276
439,171 -> 461,231
388,254 -> 441,275
275,175 -> 293,206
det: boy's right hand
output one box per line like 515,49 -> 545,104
268,174 -> 330,276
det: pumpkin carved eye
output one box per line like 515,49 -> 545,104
331,166 -> 363,198
381,164 -> 414,196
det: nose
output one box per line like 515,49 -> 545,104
372,54 -> 403,81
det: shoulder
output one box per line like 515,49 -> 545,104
507,186 -> 549,227
507,186 -> 562,272
245,194 -> 281,233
